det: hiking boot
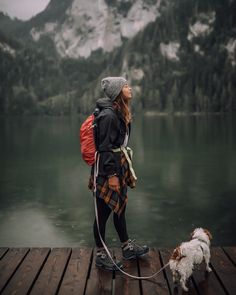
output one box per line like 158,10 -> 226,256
95,249 -> 123,271
122,239 -> 149,260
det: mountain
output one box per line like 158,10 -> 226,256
0,0 -> 161,59
0,29 -> 67,114
77,0 -> 236,113
0,0 -> 235,115
0,12 -> 23,36
28,0 -> 161,59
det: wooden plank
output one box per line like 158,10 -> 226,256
85,248 -> 113,295
138,247 -> 169,295
0,246 -> 234,295
191,259 -> 226,295
113,247 -> 140,295
159,248 -> 198,294
58,248 -> 92,295
0,247 -> 29,293
223,247 -> 236,266
30,247 -> 71,295
0,248 -> 9,260
1,247 -> 50,295
210,247 -> 236,295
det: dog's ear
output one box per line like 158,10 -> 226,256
204,229 -> 213,240
190,230 -> 195,239
171,246 -> 182,261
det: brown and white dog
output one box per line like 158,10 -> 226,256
169,228 -> 213,291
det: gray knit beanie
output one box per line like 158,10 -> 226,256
101,76 -> 128,102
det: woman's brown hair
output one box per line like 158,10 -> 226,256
113,92 -> 132,126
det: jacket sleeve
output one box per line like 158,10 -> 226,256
97,112 -> 118,176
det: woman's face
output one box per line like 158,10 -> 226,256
121,83 -> 132,101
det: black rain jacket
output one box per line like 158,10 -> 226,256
93,97 -> 131,177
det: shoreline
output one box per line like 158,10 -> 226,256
0,111 -> 234,118
143,111 -> 232,117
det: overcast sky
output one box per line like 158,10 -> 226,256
0,0 -> 50,20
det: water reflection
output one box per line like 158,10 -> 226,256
0,114 -> 235,247
0,203 -> 74,247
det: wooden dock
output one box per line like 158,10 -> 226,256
0,246 -> 235,294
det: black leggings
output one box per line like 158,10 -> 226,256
93,197 -> 129,248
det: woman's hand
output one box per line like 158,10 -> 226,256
108,176 -> 120,193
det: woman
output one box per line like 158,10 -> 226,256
89,76 -> 149,271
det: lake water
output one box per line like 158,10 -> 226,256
0,114 -> 235,248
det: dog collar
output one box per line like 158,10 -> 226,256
195,238 -> 209,245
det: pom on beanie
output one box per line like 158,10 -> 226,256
101,76 -> 127,102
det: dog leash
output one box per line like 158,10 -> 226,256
93,152 -> 170,279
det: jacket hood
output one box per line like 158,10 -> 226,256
96,97 -> 113,110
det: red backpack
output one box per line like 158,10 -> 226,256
80,113 -> 97,166
80,106 -> 113,165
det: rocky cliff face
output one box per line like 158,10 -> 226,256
30,0 -> 161,58
0,0 -> 235,115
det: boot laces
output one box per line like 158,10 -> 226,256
127,239 -> 141,250
97,249 -> 111,260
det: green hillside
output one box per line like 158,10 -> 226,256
0,0 -> 235,115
